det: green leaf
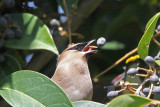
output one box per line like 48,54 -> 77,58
155,60 -> 160,66
108,94 -> 151,107
4,13 -> 59,55
56,0 -> 78,14
0,70 -> 72,107
72,101 -> 106,107
0,55 -> 21,81
101,41 -> 125,50
138,12 -> 160,59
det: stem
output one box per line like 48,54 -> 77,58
147,84 -> 153,99
152,31 -> 160,47
138,67 -> 150,73
1,25 -> 8,40
129,86 -> 137,91
135,78 -> 149,95
151,100 -> 160,105
129,83 -> 139,86
127,86 -> 136,93
94,47 -> 138,78
152,38 -> 160,47
0,0 -> 4,11
117,87 -> 127,93
63,0 -> 72,44
136,74 -> 148,77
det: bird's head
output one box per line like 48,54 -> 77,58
67,39 -> 98,54
57,40 -> 98,63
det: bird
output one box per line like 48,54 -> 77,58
51,40 -> 97,102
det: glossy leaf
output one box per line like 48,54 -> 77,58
108,94 -> 151,107
56,0 -> 78,14
0,55 -> 21,81
72,101 -> 106,107
155,60 -> 160,66
5,13 -> 59,55
138,12 -> 160,59
0,70 -> 72,107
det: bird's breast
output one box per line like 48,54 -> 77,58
52,60 -> 93,101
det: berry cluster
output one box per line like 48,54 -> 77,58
107,55 -> 160,100
105,24 -> 160,102
0,0 -> 22,63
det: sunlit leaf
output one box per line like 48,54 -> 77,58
72,101 -> 106,107
108,94 -> 151,107
138,12 -> 160,59
5,13 -> 59,55
155,60 -> 160,66
0,70 -> 72,107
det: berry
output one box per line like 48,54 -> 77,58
144,56 -> 155,66
154,56 -> 160,60
50,19 -> 60,29
0,54 -> 5,63
6,29 -> 15,39
153,86 -> 160,94
157,25 -> 160,31
4,14 -> 11,22
149,74 -> 159,84
97,37 -> 106,47
0,40 -> 4,48
107,91 -> 118,99
127,68 -> 138,76
0,16 -> 8,28
142,88 -> 150,96
4,0 -> 15,8
15,29 -> 22,38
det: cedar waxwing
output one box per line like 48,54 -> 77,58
51,40 -> 97,102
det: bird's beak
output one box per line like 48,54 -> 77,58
82,40 -> 98,54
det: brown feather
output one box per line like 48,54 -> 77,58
51,46 -> 93,101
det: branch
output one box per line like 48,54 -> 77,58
94,47 -> 138,78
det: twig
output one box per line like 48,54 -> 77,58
94,47 -> 138,78
1,25 -> 8,40
0,0 -> 4,11
63,0 -> 72,44
135,74 -> 148,77
152,38 -> 160,47
147,84 -> 153,99
117,87 -> 127,93
135,78 -> 149,95
127,86 -> 136,93
151,100 -> 160,105
138,67 -> 150,73
152,31 -> 160,47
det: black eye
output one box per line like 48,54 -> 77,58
75,46 -> 80,50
